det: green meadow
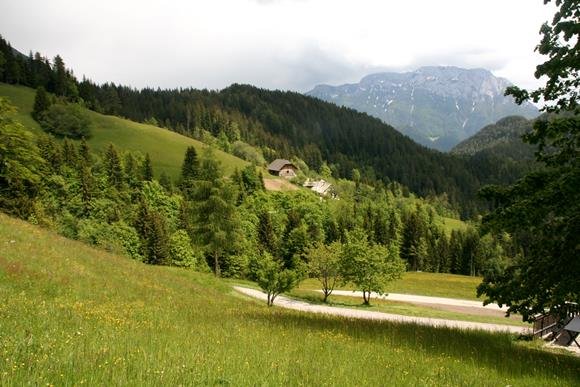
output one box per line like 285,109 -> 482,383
0,83 -> 247,179
1,213 -> 579,386
299,271 -> 483,300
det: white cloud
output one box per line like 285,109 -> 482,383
0,0 -> 555,91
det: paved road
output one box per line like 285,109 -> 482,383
233,286 -> 528,334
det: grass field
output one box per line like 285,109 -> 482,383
300,271 -> 483,301
1,213 -> 579,386
0,83 -> 248,179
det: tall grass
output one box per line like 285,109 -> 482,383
0,214 -> 578,386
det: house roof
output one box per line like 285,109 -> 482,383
267,159 -> 296,171
304,179 -> 332,194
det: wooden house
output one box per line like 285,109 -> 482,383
267,159 -> 297,179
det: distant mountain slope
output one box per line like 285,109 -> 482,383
307,66 -> 539,151
452,116 -> 539,187
451,116 -> 535,159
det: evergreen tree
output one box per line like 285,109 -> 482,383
0,98 -> 45,217
135,199 -> 170,265
78,137 -> 90,165
142,153 -> 154,181
191,151 -> 241,276
123,153 -> 140,190
180,146 -> 199,182
61,138 -> 78,167
104,144 -> 124,190
32,86 -> 51,120
52,55 -> 67,96
78,164 -> 94,216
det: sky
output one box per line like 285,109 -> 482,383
0,0 -> 556,92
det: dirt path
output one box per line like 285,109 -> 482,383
263,178 -> 298,191
233,286 -> 528,334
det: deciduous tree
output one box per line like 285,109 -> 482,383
340,229 -> 405,305
478,0 -> 580,321
307,242 -> 342,302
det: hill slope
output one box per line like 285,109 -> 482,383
451,116 -> 535,158
0,83 -> 248,179
307,66 -> 538,151
1,213 -> 579,385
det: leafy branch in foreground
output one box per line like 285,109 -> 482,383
479,0 -> 579,321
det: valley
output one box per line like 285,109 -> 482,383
0,0 -> 578,383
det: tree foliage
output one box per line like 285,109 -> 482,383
251,253 -> 299,306
340,229 -> 405,305
479,0 -> 580,321
307,242 -> 342,302
0,98 -> 44,217
38,103 -> 91,139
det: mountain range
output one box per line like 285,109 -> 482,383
306,66 -> 539,151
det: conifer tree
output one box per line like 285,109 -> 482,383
142,153 -> 153,181
52,55 -> 67,96
78,137 -> 90,165
32,86 -> 51,120
79,164 -> 94,215
123,153 -> 140,190
0,98 -> 44,217
180,146 -> 198,182
61,138 -> 77,166
104,143 -> 124,190
135,199 -> 170,265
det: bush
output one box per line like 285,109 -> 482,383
39,103 -> 91,139
232,141 -> 266,165
169,230 -> 198,268
78,219 -> 142,260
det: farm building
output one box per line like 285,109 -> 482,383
267,159 -> 297,179
304,179 -> 334,197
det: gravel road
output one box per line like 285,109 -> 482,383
233,286 -> 528,334
328,290 -> 507,310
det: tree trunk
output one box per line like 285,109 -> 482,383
267,292 -> 274,306
213,252 -> 220,277
363,291 -> 370,305
323,290 -> 329,303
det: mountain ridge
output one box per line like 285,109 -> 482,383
307,66 -> 539,151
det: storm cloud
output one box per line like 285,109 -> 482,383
0,0 -> 555,92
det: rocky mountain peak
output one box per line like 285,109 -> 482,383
307,66 -> 538,151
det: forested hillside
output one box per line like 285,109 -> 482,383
451,116 -> 535,158
0,36 -> 534,216
452,116 -> 538,186
0,83 -> 248,179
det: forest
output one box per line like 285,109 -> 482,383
0,89 -> 513,288
0,35 -> 530,217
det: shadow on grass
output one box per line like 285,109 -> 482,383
240,306 -> 580,384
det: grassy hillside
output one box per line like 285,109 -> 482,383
0,83 -> 248,179
1,213 -> 579,385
